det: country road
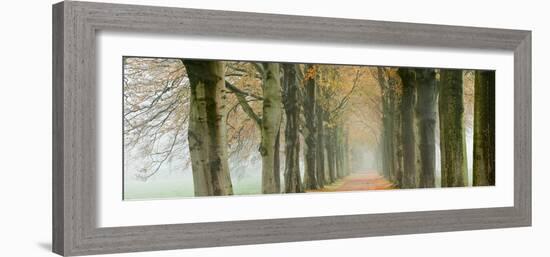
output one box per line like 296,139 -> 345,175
306,171 -> 395,192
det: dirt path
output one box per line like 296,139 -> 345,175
307,171 -> 394,192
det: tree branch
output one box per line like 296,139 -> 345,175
330,69 -> 362,115
253,62 -> 265,75
224,80 -> 264,100
135,122 -> 184,181
225,81 -> 261,126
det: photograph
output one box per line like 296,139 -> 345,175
123,57 -> 495,200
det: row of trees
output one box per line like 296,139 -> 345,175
378,68 -> 495,188
179,60 -> 360,196
123,57 -> 496,199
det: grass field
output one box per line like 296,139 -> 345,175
124,176 -> 262,200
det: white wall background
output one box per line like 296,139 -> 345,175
0,0 -> 547,256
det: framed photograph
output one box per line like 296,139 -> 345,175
52,1 -> 531,256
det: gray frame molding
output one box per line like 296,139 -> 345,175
52,1 -> 531,256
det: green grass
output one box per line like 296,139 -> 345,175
233,179 -> 261,195
124,176 -> 262,200
124,179 -> 194,200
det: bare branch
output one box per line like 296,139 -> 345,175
135,121 -> 184,181
225,80 -> 264,100
225,81 -> 261,126
330,69 -> 362,115
252,62 -> 265,75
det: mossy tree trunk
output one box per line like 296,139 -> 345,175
473,71 -> 496,186
335,124 -> 345,179
377,68 -> 394,181
315,106 -> 326,188
227,63 -> 283,193
183,60 -> 234,196
302,64 -> 318,189
439,69 -> 468,187
326,127 -> 337,183
343,128 -> 351,176
415,68 -> 437,188
377,68 -> 403,187
390,76 -> 403,188
274,130 -> 281,191
282,63 -> 304,192
381,112 -> 394,181
397,68 -> 417,188
259,63 -> 283,194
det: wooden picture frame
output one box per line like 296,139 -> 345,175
52,1 -> 531,256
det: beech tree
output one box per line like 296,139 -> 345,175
315,104 -> 326,187
439,69 -> 468,187
228,63 -> 283,193
377,67 -> 403,187
391,75 -> 403,187
258,63 -> 283,193
282,63 -> 304,192
473,70 -> 496,186
183,60 -> 234,196
317,66 -> 361,183
415,68 -> 437,188
302,64 -> 319,189
397,68 -> 417,188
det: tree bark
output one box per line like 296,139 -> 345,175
377,68 -> 400,185
183,60 -> 234,196
259,63 -> 283,194
326,127 -> 337,183
343,128 -> 351,176
282,63 -> 304,192
315,106 -> 326,188
415,68 -> 437,188
377,68 -> 393,181
473,71 -> 496,186
394,116 -> 403,187
336,125 -> 345,179
303,64 -> 318,189
381,113 -> 394,181
390,76 -> 403,188
335,126 -> 341,179
274,128 -> 281,191
397,68 -> 417,188
439,69 -> 468,187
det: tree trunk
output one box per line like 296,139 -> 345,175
343,128 -> 351,176
183,60 -> 233,196
260,63 -> 283,194
336,125 -> 345,179
316,106 -> 326,188
393,114 -> 403,187
324,145 -> 331,183
415,68 -> 437,188
303,64 -> 318,189
377,68 -> 393,181
397,68 -> 417,188
439,70 -> 468,187
335,126 -> 341,179
381,113 -> 394,180
282,64 -> 304,192
326,127 -> 337,183
391,77 -> 403,188
473,71 -> 496,186
274,128 -> 281,192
